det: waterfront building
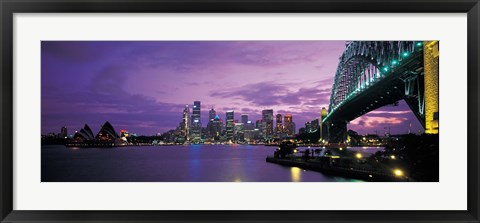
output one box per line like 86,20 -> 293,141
226,111 -> 235,141
182,105 -> 190,141
245,120 -> 254,131
262,109 -> 274,139
209,115 -> 223,139
255,119 -> 264,139
74,124 -> 95,141
275,114 -> 283,135
207,108 -> 216,138
191,101 -> 201,141
234,123 -> 245,142
305,121 -> 312,133
305,119 -> 319,133
284,114 -> 295,136
209,108 -> 216,121
60,126 -> 68,138
96,121 -> 120,141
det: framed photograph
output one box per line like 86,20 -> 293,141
1,0 -> 479,222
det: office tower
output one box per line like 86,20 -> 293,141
234,123 -> 245,142
305,121 -> 312,133
226,111 -> 234,141
284,114 -> 295,136
262,109 -> 274,139
275,114 -> 283,135
209,108 -> 216,121
241,114 -> 248,125
191,101 -> 201,141
310,119 -> 319,132
320,107 -> 329,142
210,115 -> 223,138
182,105 -> 190,140
60,126 -> 68,138
207,108 -> 216,138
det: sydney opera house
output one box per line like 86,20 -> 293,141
70,121 -> 126,147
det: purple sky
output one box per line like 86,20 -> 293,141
41,41 -> 423,136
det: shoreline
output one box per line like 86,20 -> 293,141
266,157 -> 409,182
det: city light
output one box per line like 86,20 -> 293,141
355,153 -> 362,159
390,155 -> 396,160
393,169 -> 404,177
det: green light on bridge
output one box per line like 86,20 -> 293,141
416,42 -> 423,47
402,52 -> 409,57
392,60 -> 398,65
383,67 -> 389,72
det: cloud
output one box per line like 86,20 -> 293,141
210,82 -> 331,107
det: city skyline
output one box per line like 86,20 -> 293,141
42,41 -> 424,136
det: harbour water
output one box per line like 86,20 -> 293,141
41,145 -> 382,182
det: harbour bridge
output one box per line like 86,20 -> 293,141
322,41 -> 439,143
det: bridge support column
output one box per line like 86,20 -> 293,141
328,121 -> 347,144
424,41 -> 439,134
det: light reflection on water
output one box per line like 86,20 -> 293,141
42,145 -> 363,182
290,167 -> 302,182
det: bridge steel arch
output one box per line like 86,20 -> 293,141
323,41 -> 429,143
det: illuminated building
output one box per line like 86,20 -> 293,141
209,108 -> 216,121
120,129 -> 129,137
182,105 -> 190,141
305,121 -> 312,133
275,114 -> 283,135
308,119 -> 320,133
207,108 -> 216,138
226,111 -> 234,141
210,115 -> 223,138
191,101 -> 201,141
96,121 -> 120,141
424,41 -> 439,134
234,123 -> 245,142
255,119 -> 264,139
262,109 -> 274,139
284,114 -> 295,136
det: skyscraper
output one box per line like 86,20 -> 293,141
210,115 -> 222,139
60,126 -> 68,138
226,111 -> 234,141
284,114 -> 295,136
275,114 -> 283,135
234,123 -> 245,142
191,101 -> 201,141
241,114 -> 248,125
207,108 -> 216,138
182,105 -> 190,140
209,108 -> 216,121
262,109 -> 274,139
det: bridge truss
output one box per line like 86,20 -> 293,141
323,41 -> 433,143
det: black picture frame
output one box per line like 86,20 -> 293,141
1,0 -> 479,222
